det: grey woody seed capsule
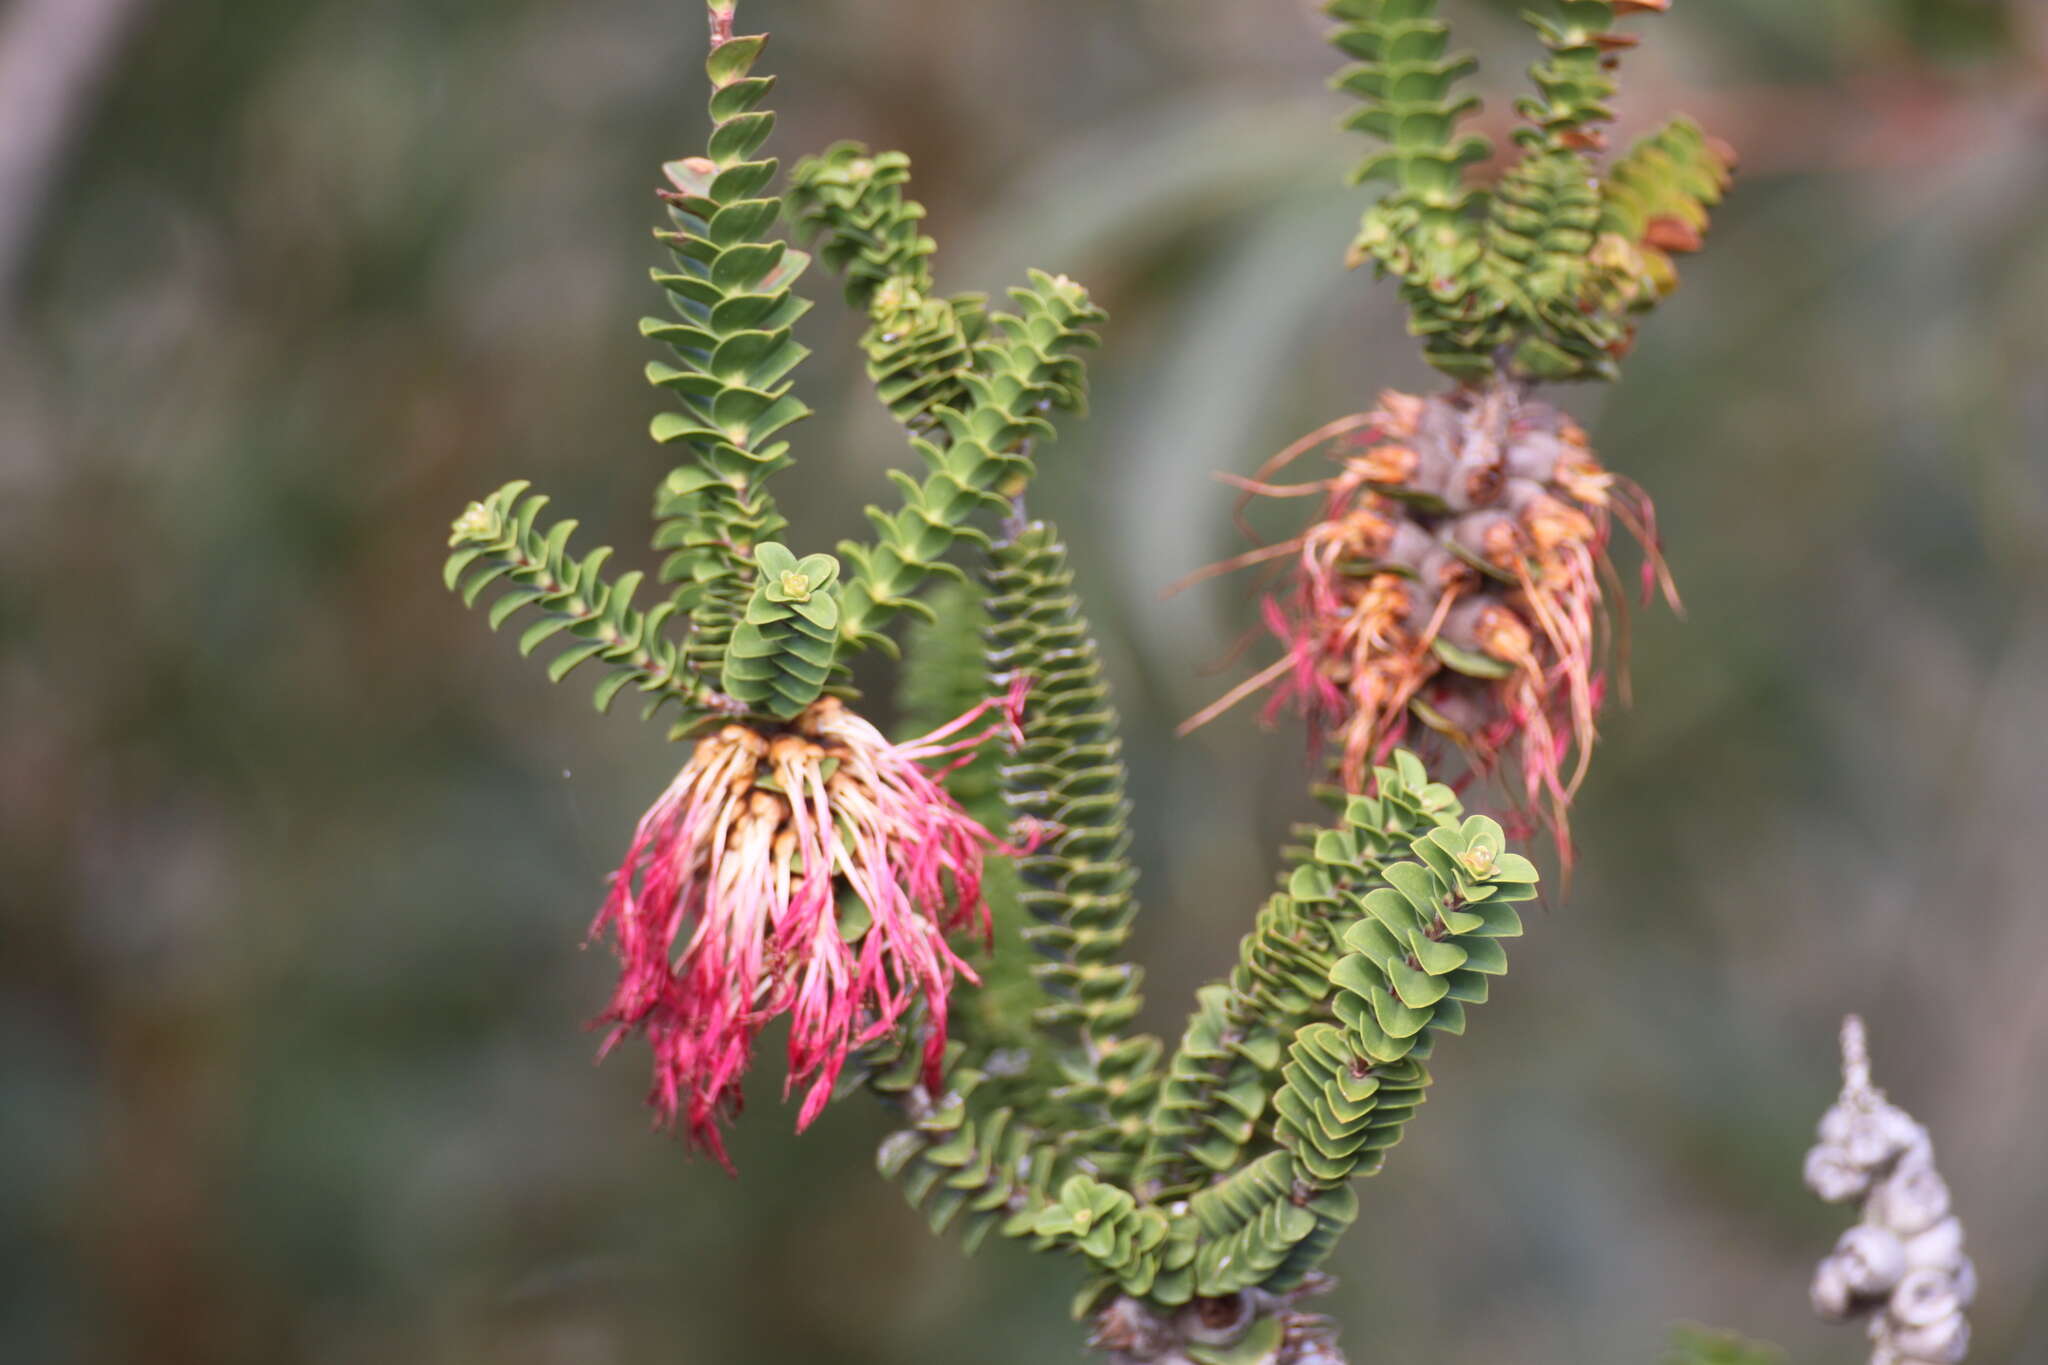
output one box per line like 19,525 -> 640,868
1804,1017 -> 1972,1365
1834,1225 -> 1907,1295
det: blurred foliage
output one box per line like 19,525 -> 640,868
3,1 -> 2047,1364
1661,1322 -> 1783,1365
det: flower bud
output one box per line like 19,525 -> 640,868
1179,1293 -> 1255,1346
1410,547 -> 1470,600
1446,451 -> 1508,510
1088,1296 -> 1166,1356
1502,431 -> 1570,483
1445,508 -> 1519,570
449,500 -> 498,544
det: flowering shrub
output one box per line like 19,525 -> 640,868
440,4 -> 1965,1362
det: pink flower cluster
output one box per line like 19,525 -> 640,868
590,688 -> 1023,1170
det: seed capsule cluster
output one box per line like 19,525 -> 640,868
1806,1016 -> 1974,1365
1203,381 -> 1670,848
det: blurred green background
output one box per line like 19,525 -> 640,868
3,0 -> 2046,1361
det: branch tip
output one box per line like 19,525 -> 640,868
1839,1013 -> 1870,1095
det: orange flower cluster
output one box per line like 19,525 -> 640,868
1187,384 -> 1675,854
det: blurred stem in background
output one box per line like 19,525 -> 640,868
0,0 -> 154,313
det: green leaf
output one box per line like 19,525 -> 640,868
1430,635 -> 1514,679
754,541 -> 799,579
1408,933 -> 1468,976
441,482 -> 695,719
705,33 -> 767,87
1387,959 -> 1449,1009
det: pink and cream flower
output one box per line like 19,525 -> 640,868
590,688 -> 1023,1169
